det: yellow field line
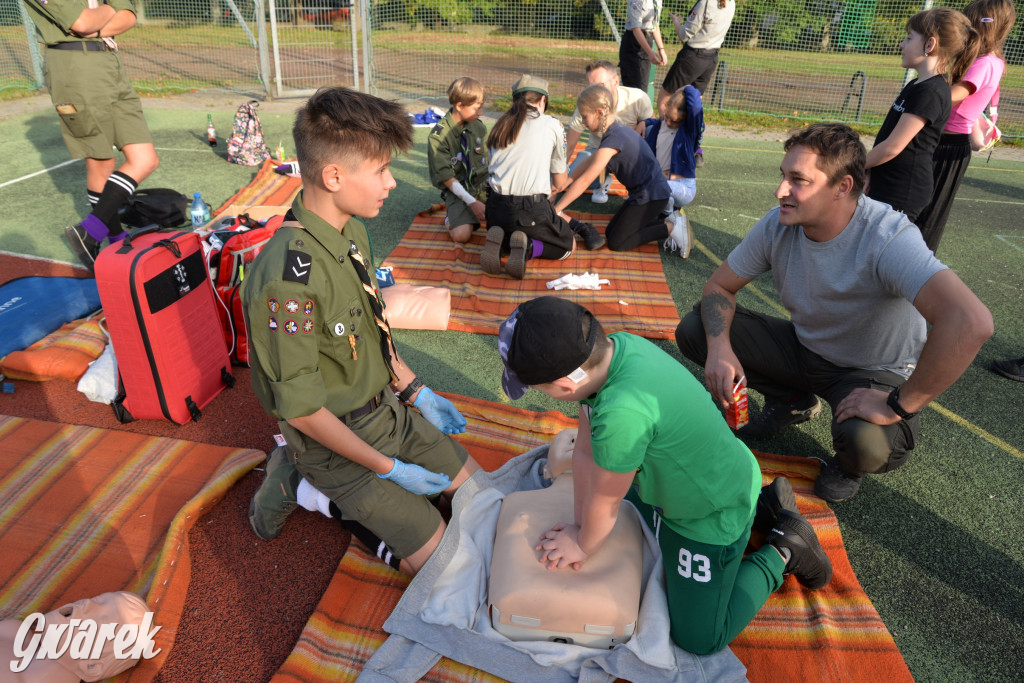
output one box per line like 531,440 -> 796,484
928,401 -> 1024,460
693,237 -> 1022,460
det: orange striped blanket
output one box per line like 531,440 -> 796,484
0,415 -> 264,625
382,206 -> 679,339
270,395 -> 911,683
214,158 -> 303,215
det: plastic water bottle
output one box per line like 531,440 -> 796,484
190,192 -> 211,229
206,114 -> 217,147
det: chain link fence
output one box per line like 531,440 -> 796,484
1,0 -> 1021,139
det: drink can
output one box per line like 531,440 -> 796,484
726,376 -> 749,430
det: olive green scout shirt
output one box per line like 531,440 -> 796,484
243,195 -> 391,422
24,0 -> 136,45
427,111 -> 489,198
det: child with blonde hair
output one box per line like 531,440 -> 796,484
427,77 -> 489,243
554,85 -> 691,256
865,8 -> 980,222
915,0 -> 1015,253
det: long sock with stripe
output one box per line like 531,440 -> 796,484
91,171 -> 138,238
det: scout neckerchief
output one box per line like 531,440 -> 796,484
458,129 -> 473,186
347,240 -> 399,382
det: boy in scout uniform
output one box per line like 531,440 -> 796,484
427,77 -> 489,244
242,87 -> 481,576
24,0 -> 160,272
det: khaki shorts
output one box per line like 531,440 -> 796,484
443,188 -> 487,232
283,390 -> 468,558
44,48 -> 152,159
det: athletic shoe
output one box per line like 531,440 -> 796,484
694,151 -> 705,168
766,509 -> 833,590
664,210 -> 692,258
506,230 -> 528,280
739,393 -> 821,439
248,446 -> 301,540
570,218 -> 606,250
481,225 -> 504,275
813,460 -> 862,503
64,223 -> 102,273
991,357 -> 1024,382
753,476 -> 799,535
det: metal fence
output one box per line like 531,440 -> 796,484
2,0 -> 1021,138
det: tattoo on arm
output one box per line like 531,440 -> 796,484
702,292 -> 733,338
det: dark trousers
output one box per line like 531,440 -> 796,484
675,303 -> 919,476
606,198 -> 671,251
916,133 -> 971,255
619,30 -> 653,91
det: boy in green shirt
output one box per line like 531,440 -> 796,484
498,296 -> 832,655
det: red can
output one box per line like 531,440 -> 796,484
726,376 -> 749,430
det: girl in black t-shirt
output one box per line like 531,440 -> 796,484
865,8 -> 980,221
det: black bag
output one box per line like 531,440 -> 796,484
120,189 -> 192,229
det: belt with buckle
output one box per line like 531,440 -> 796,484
341,390 -> 384,423
48,41 -> 108,52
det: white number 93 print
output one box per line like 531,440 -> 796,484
677,547 -> 712,583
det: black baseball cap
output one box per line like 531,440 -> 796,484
498,297 -> 597,399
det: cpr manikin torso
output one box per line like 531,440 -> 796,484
488,429 -> 644,648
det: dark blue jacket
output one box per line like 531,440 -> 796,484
644,85 -> 704,179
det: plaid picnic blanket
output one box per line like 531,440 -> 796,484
382,206 -> 680,339
214,158 -> 303,215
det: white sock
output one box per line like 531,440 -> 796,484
296,478 -> 333,518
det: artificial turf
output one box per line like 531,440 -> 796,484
0,102 -> 1021,682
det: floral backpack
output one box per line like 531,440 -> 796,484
227,100 -> 270,166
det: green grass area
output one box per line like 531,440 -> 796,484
1,102 -> 1023,683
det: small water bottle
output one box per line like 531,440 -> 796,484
206,114 -> 217,147
190,192 -> 211,229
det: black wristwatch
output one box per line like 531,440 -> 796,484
886,386 -> 917,420
396,377 -> 424,404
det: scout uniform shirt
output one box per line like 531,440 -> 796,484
242,195 -> 391,424
24,0 -> 136,45
427,112 -> 489,199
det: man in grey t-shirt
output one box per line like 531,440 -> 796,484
675,123 -> 993,503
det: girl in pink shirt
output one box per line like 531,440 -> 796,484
916,0 -> 1016,253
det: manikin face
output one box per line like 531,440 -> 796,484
775,146 -> 841,230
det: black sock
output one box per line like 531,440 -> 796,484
328,501 -> 402,570
91,171 -> 138,237
87,190 -> 101,207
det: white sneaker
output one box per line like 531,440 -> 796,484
591,184 -> 609,204
664,210 -> 692,258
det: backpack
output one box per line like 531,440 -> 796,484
120,188 -> 191,228
227,101 -> 271,166
206,213 -> 286,364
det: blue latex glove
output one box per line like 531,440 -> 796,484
377,459 -> 451,496
414,386 -> 468,435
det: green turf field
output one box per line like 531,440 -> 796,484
1,103 -> 1022,682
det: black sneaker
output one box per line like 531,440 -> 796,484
813,460 -> 862,503
64,223 -> 102,273
248,446 -> 301,540
569,218 -> 606,250
753,476 -> 799,535
991,357 -> 1024,382
739,394 -> 821,439
481,226 -> 504,275
766,509 -> 833,590
506,230 -> 528,280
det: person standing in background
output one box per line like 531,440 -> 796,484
619,0 -> 668,91
657,0 -> 736,167
24,0 -> 160,273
